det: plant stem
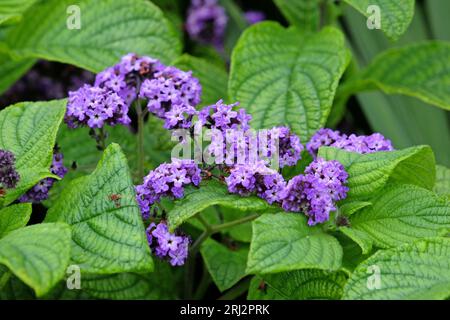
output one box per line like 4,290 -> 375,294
136,100 -> 145,179
211,213 -> 259,233
217,278 -> 251,300
97,127 -> 107,150
193,263 -> 211,300
189,230 -> 210,256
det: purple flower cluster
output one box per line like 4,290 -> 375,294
146,221 -> 190,266
186,0 -> 228,49
140,66 -> 201,130
225,161 -> 286,204
66,53 -> 202,131
280,158 -> 348,225
244,10 -> 266,25
259,127 -> 303,168
65,85 -> 131,128
0,149 -> 20,189
136,159 -> 202,219
307,128 -> 394,157
199,99 -> 252,131
19,151 -> 68,203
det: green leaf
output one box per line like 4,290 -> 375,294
342,0 -> 414,40
0,100 -> 66,205
167,180 -> 277,232
45,144 -> 153,274
434,165 -> 450,199
0,203 -> 31,238
0,53 -> 35,95
318,145 -> 436,202
348,183 -> 450,248
222,208 -> 253,243
200,239 -> 248,292
229,22 -> 350,141
4,0 -> 181,72
0,0 -> 37,25
248,269 -> 347,300
173,54 -> 228,107
339,227 -> 373,254
343,237 -> 450,299
339,201 -> 372,216
354,42 -> 450,110
0,223 -> 71,297
246,213 -> 343,274
274,0 -> 320,32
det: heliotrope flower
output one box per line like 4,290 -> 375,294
225,161 -> 286,204
306,128 -> 394,157
65,84 -> 131,129
280,157 -> 348,225
140,66 -> 201,129
0,149 -> 20,190
146,221 -> 190,266
19,151 -> 68,203
199,100 -> 252,132
136,159 -> 202,219
259,127 -> 303,168
186,0 -> 228,49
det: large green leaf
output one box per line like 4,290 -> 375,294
0,203 -> 31,238
248,269 -> 347,300
246,213 -> 343,274
200,238 -> 248,292
274,0 -> 320,32
229,22 -> 350,141
0,53 -> 35,95
318,145 -> 435,202
351,42 -> 450,110
343,237 -> 450,299
342,0 -> 414,40
0,223 -> 71,297
0,100 -> 66,205
347,183 -> 450,248
167,180 -> 277,232
173,54 -> 228,107
0,0 -> 37,25
434,165 -> 450,199
4,0 -> 181,72
45,144 -> 153,274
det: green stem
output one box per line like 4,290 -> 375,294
211,213 -> 259,233
217,278 -> 251,300
136,101 -> 145,179
193,263 -> 211,300
98,127 -> 107,150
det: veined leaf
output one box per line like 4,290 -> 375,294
0,223 -> 71,297
45,144 -> 153,274
342,0 -> 414,40
229,22 -> 350,141
318,145 -> 435,202
434,165 -> 450,199
339,227 -> 373,254
0,100 -> 66,205
274,0 -> 320,32
0,203 -> 31,238
167,180 -> 277,232
201,238 -> 248,292
173,54 -> 228,107
348,183 -> 450,248
354,42 -> 450,110
246,213 -> 343,274
0,0 -> 37,25
4,0 -> 181,72
343,237 -> 450,299
248,269 -> 347,300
